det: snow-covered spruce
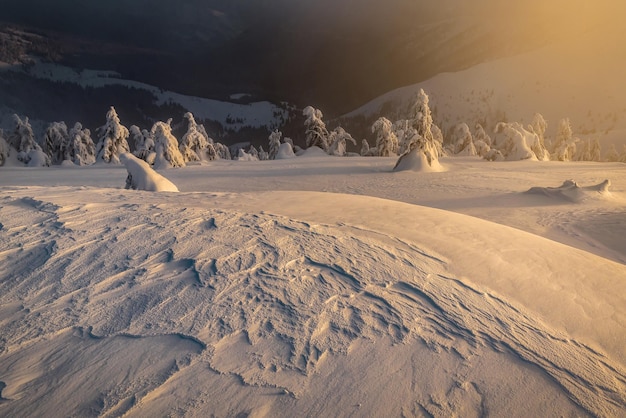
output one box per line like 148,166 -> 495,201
179,112 -> 211,163
551,118 -> 578,162
8,114 -> 50,166
120,153 -> 179,192
130,125 -> 155,164
248,145 -> 260,160
43,121 -> 96,166
394,89 -> 443,171
268,129 -> 282,160
447,123 -> 477,156
303,106 -> 329,152
236,148 -> 259,161
328,127 -> 356,157
95,107 -> 130,164
472,122 -> 493,158
151,119 -> 186,169
43,121 -> 70,165
372,117 -> 398,157
67,123 -> 96,166
258,145 -> 269,161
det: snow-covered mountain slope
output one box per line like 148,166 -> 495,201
0,156 -> 625,416
1,61 -> 291,133
345,12 -> 626,150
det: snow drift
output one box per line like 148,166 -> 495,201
527,179 -> 612,203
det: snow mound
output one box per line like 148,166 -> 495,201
120,153 -> 179,192
393,148 -> 445,172
526,179 -> 612,203
25,150 -> 50,167
298,146 -> 330,158
275,142 -> 296,159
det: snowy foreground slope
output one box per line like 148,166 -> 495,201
0,156 -> 625,417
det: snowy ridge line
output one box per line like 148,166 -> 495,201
8,61 -> 290,131
0,191 -> 624,415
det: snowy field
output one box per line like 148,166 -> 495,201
1,155 -> 625,417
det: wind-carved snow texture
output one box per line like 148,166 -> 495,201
0,192 -> 625,416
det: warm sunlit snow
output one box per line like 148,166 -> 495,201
348,13 -> 626,151
1,155 -> 625,417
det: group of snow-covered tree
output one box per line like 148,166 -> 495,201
357,88 -> 446,170
0,107 -> 237,168
356,89 -> 623,164
2,90 -> 626,168
0,114 -> 51,167
301,105 -> 357,157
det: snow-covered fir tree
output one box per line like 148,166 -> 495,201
303,106 -> 329,152
328,126 -> 356,156
67,122 -> 96,166
258,145 -> 269,161
360,139 -> 371,156
551,118 -> 577,162
473,123 -> 492,158
8,114 -> 49,166
392,120 -> 415,155
248,145 -> 260,160
394,89 -> 442,170
214,142 -> 231,160
130,125 -> 154,163
179,112 -> 210,163
95,107 -> 130,164
43,121 -> 70,164
237,148 -> 259,161
449,123 -> 476,156
432,125 -> 445,156
151,119 -> 186,169
372,117 -> 397,157
408,89 -> 443,158
268,129 -> 282,160
530,113 -> 548,151
526,113 -> 550,161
